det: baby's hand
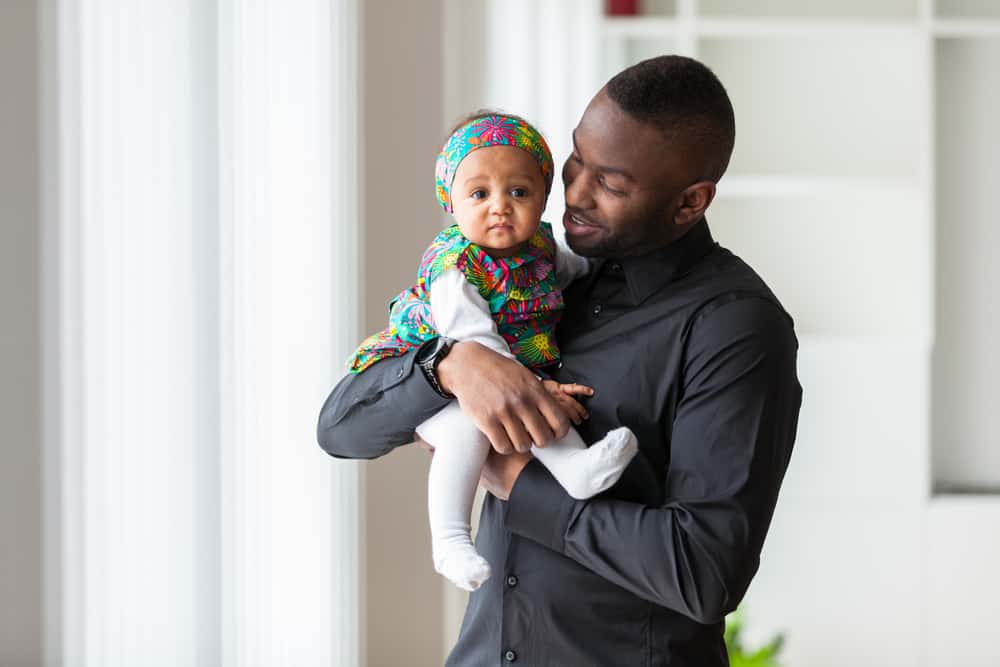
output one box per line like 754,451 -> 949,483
541,379 -> 593,426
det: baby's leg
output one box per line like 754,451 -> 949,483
416,401 -> 492,592
531,426 -> 639,500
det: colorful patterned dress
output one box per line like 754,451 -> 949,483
348,222 -> 565,373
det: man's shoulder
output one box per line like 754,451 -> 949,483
685,242 -> 793,328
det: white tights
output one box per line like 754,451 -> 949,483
415,401 -> 638,591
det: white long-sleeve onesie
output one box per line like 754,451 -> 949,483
415,237 -> 638,591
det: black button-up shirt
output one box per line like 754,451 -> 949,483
317,219 -> 802,666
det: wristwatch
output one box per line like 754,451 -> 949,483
416,336 -> 456,399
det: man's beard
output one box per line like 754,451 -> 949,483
565,212 -> 670,258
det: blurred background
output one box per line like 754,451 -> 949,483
2,0 -> 999,665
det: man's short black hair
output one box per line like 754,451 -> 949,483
606,55 -> 735,183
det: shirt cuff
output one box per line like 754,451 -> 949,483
504,458 -> 580,553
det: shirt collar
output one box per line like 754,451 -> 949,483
608,218 -> 717,304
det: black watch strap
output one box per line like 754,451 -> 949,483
417,337 -> 455,399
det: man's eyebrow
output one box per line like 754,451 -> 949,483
572,131 -> 635,181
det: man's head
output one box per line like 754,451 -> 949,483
562,55 -> 735,257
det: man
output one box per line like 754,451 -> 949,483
317,55 -> 802,666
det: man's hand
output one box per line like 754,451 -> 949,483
541,379 -> 593,425
437,342 -> 570,454
479,448 -> 533,501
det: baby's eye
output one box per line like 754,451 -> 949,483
471,190 -> 487,200
511,187 -> 528,198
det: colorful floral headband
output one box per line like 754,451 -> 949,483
434,114 -> 554,213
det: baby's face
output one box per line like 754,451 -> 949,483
450,146 -> 546,258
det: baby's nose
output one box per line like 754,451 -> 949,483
489,193 -> 512,212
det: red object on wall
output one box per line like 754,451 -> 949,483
607,0 -> 639,16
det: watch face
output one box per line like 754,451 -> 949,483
419,337 -> 445,364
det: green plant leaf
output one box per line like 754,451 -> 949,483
725,607 -> 785,667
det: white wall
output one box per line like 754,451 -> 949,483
0,1 -> 44,665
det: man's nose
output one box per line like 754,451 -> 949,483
564,168 -> 595,210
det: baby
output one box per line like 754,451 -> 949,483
347,112 -> 639,591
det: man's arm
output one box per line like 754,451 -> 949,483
501,297 -> 802,624
316,264 -> 572,459
316,342 -> 450,459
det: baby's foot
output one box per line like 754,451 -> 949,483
562,427 -> 639,499
433,545 -> 492,592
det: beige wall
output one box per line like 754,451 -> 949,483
361,1 -> 447,665
0,1 -> 44,665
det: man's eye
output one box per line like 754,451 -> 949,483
599,177 -> 624,196
511,187 -> 528,198
471,190 -> 487,200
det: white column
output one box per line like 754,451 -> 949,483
45,0 -> 360,665
217,0 -> 360,665
51,1 -> 217,664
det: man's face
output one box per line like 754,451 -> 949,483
561,90 -> 699,258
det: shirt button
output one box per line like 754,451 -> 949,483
504,650 -> 517,662
506,575 -> 518,587
592,304 -> 602,316
610,262 -> 622,272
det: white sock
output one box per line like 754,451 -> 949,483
532,426 -> 639,500
431,530 -> 492,593
417,402 -> 493,592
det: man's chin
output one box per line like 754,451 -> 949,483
565,233 -> 608,258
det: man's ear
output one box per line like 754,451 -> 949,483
673,181 -> 716,225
